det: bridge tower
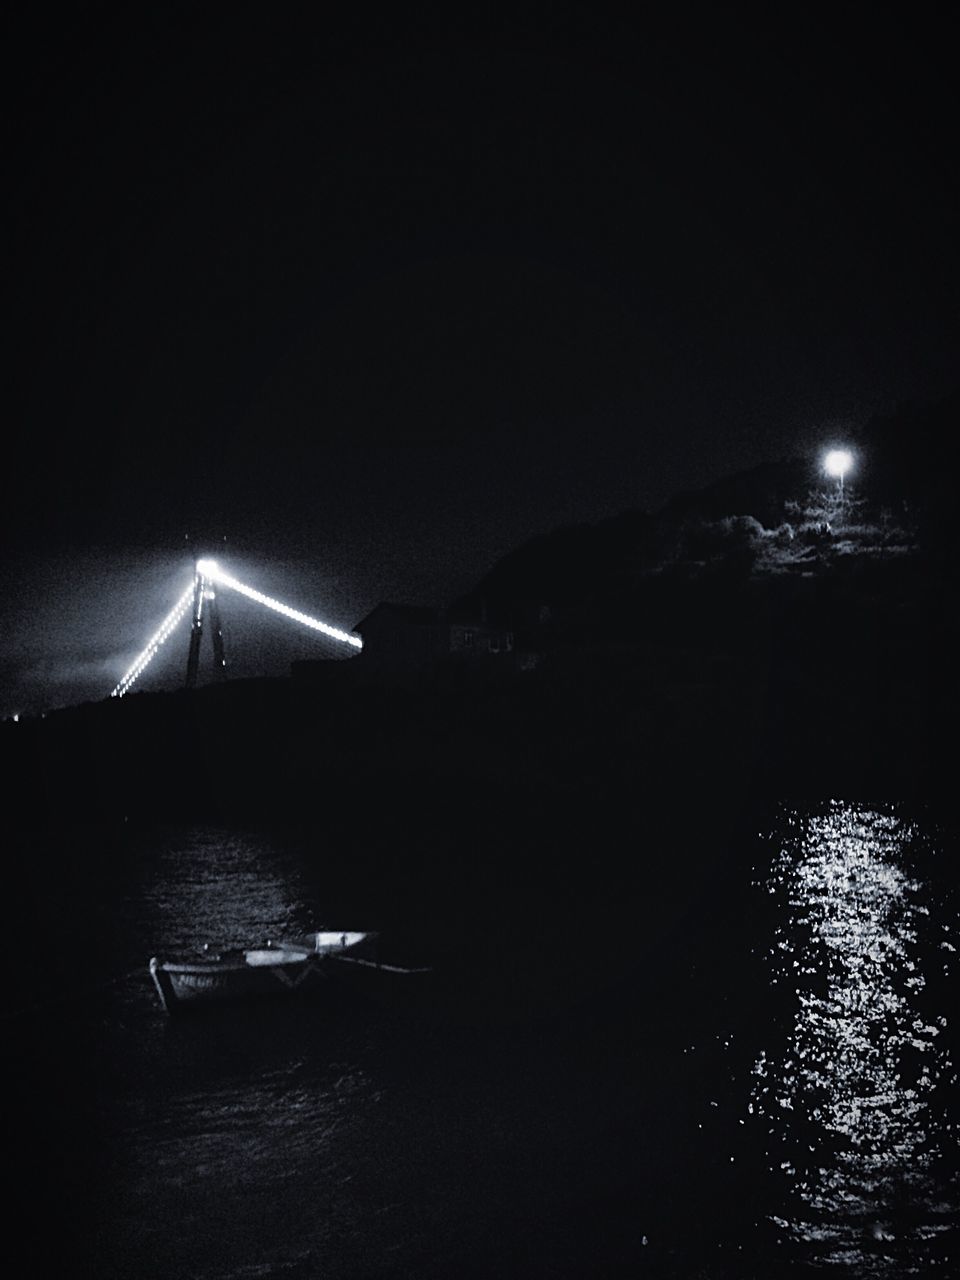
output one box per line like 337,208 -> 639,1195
185,561 -> 227,690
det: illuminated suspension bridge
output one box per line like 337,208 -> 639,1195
110,559 -> 362,699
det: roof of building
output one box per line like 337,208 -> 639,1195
352,602 -> 440,632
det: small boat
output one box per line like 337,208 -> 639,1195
149,930 -> 392,1013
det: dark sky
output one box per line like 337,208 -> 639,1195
3,7 -> 957,716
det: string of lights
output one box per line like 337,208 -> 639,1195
196,561 -> 363,650
111,578 -> 196,698
111,561 -> 362,698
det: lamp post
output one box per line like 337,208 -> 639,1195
823,449 -> 854,498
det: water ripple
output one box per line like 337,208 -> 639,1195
751,803 -> 958,1273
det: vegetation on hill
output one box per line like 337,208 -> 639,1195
462,392 -> 955,624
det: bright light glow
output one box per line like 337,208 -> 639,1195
111,578 -> 195,697
823,449 -> 854,479
110,559 -> 361,699
202,564 -> 362,650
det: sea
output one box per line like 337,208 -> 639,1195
10,802 -> 958,1278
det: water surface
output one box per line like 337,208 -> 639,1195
748,803 -> 958,1274
12,804 -> 957,1277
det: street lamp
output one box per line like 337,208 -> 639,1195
823,449 -> 854,497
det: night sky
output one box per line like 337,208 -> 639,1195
4,8 -> 957,717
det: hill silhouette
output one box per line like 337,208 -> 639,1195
7,394 -> 953,808
4,394 -> 953,987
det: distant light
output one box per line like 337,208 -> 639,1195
196,558 -> 219,577
824,450 -> 854,480
12,713 -> 19,723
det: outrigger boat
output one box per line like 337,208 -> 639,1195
149,930 -> 427,1014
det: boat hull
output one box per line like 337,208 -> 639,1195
149,954 -> 331,1013
149,933 -> 381,1013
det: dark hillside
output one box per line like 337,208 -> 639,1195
4,397 -> 952,1004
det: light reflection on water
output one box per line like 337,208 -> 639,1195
135,826 -> 323,959
752,803 -> 958,1274
38,815 -> 957,1277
